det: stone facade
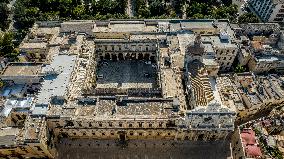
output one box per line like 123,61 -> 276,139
3,19 -> 284,158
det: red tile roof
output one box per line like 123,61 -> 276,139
246,145 -> 262,157
241,129 -> 256,145
241,128 -> 262,158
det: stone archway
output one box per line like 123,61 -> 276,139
118,53 -> 124,60
144,53 -> 150,60
131,53 -> 136,60
105,53 -> 110,60
125,53 -> 131,60
198,134 -> 204,141
138,53 -> 143,60
150,56 -> 156,62
112,54 -> 117,61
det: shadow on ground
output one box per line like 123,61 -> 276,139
56,139 -> 231,159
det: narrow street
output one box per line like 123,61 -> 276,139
127,0 -> 134,17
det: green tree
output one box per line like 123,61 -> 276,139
234,65 -> 245,73
0,32 -> 19,59
210,4 -> 238,21
149,0 -> 166,17
0,80 -> 4,89
72,5 -> 86,19
238,13 -> 260,24
221,0 -> 232,6
192,13 -> 204,19
138,5 -> 150,18
186,2 -> 209,18
135,0 -> 146,14
0,2 -> 10,31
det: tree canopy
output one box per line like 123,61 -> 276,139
135,0 -> 179,18
186,1 -> 238,21
14,0 -> 128,30
238,13 -> 260,24
0,2 -> 10,31
0,32 -> 19,60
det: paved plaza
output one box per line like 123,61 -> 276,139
96,60 -> 157,88
56,139 -> 232,159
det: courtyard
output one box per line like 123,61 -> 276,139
96,60 -> 158,89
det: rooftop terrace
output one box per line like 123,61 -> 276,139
0,128 -> 19,146
48,98 -> 176,119
32,54 -> 76,115
1,63 -> 42,77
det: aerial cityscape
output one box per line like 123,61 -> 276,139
0,0 -> 283,159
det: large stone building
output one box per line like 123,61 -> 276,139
0,19 -> 239,158
248,0 -> 284,23
1,19 -> 284,158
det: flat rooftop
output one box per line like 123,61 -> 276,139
20,42 -> 48,49
0,128 -> 19,146
201,36 -> 237,48
48,98 -> 175,118
32,54 -> 76,115
96,60 -> 157,89
1,63 -> 42,76
94,99 -> 173,117
181,20 -> 215,29
94,22 -> 157,33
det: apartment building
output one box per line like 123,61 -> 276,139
249,0 -> 284,23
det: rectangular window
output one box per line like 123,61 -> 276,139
276,14 -> 284,17
274,18 -> 284,21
